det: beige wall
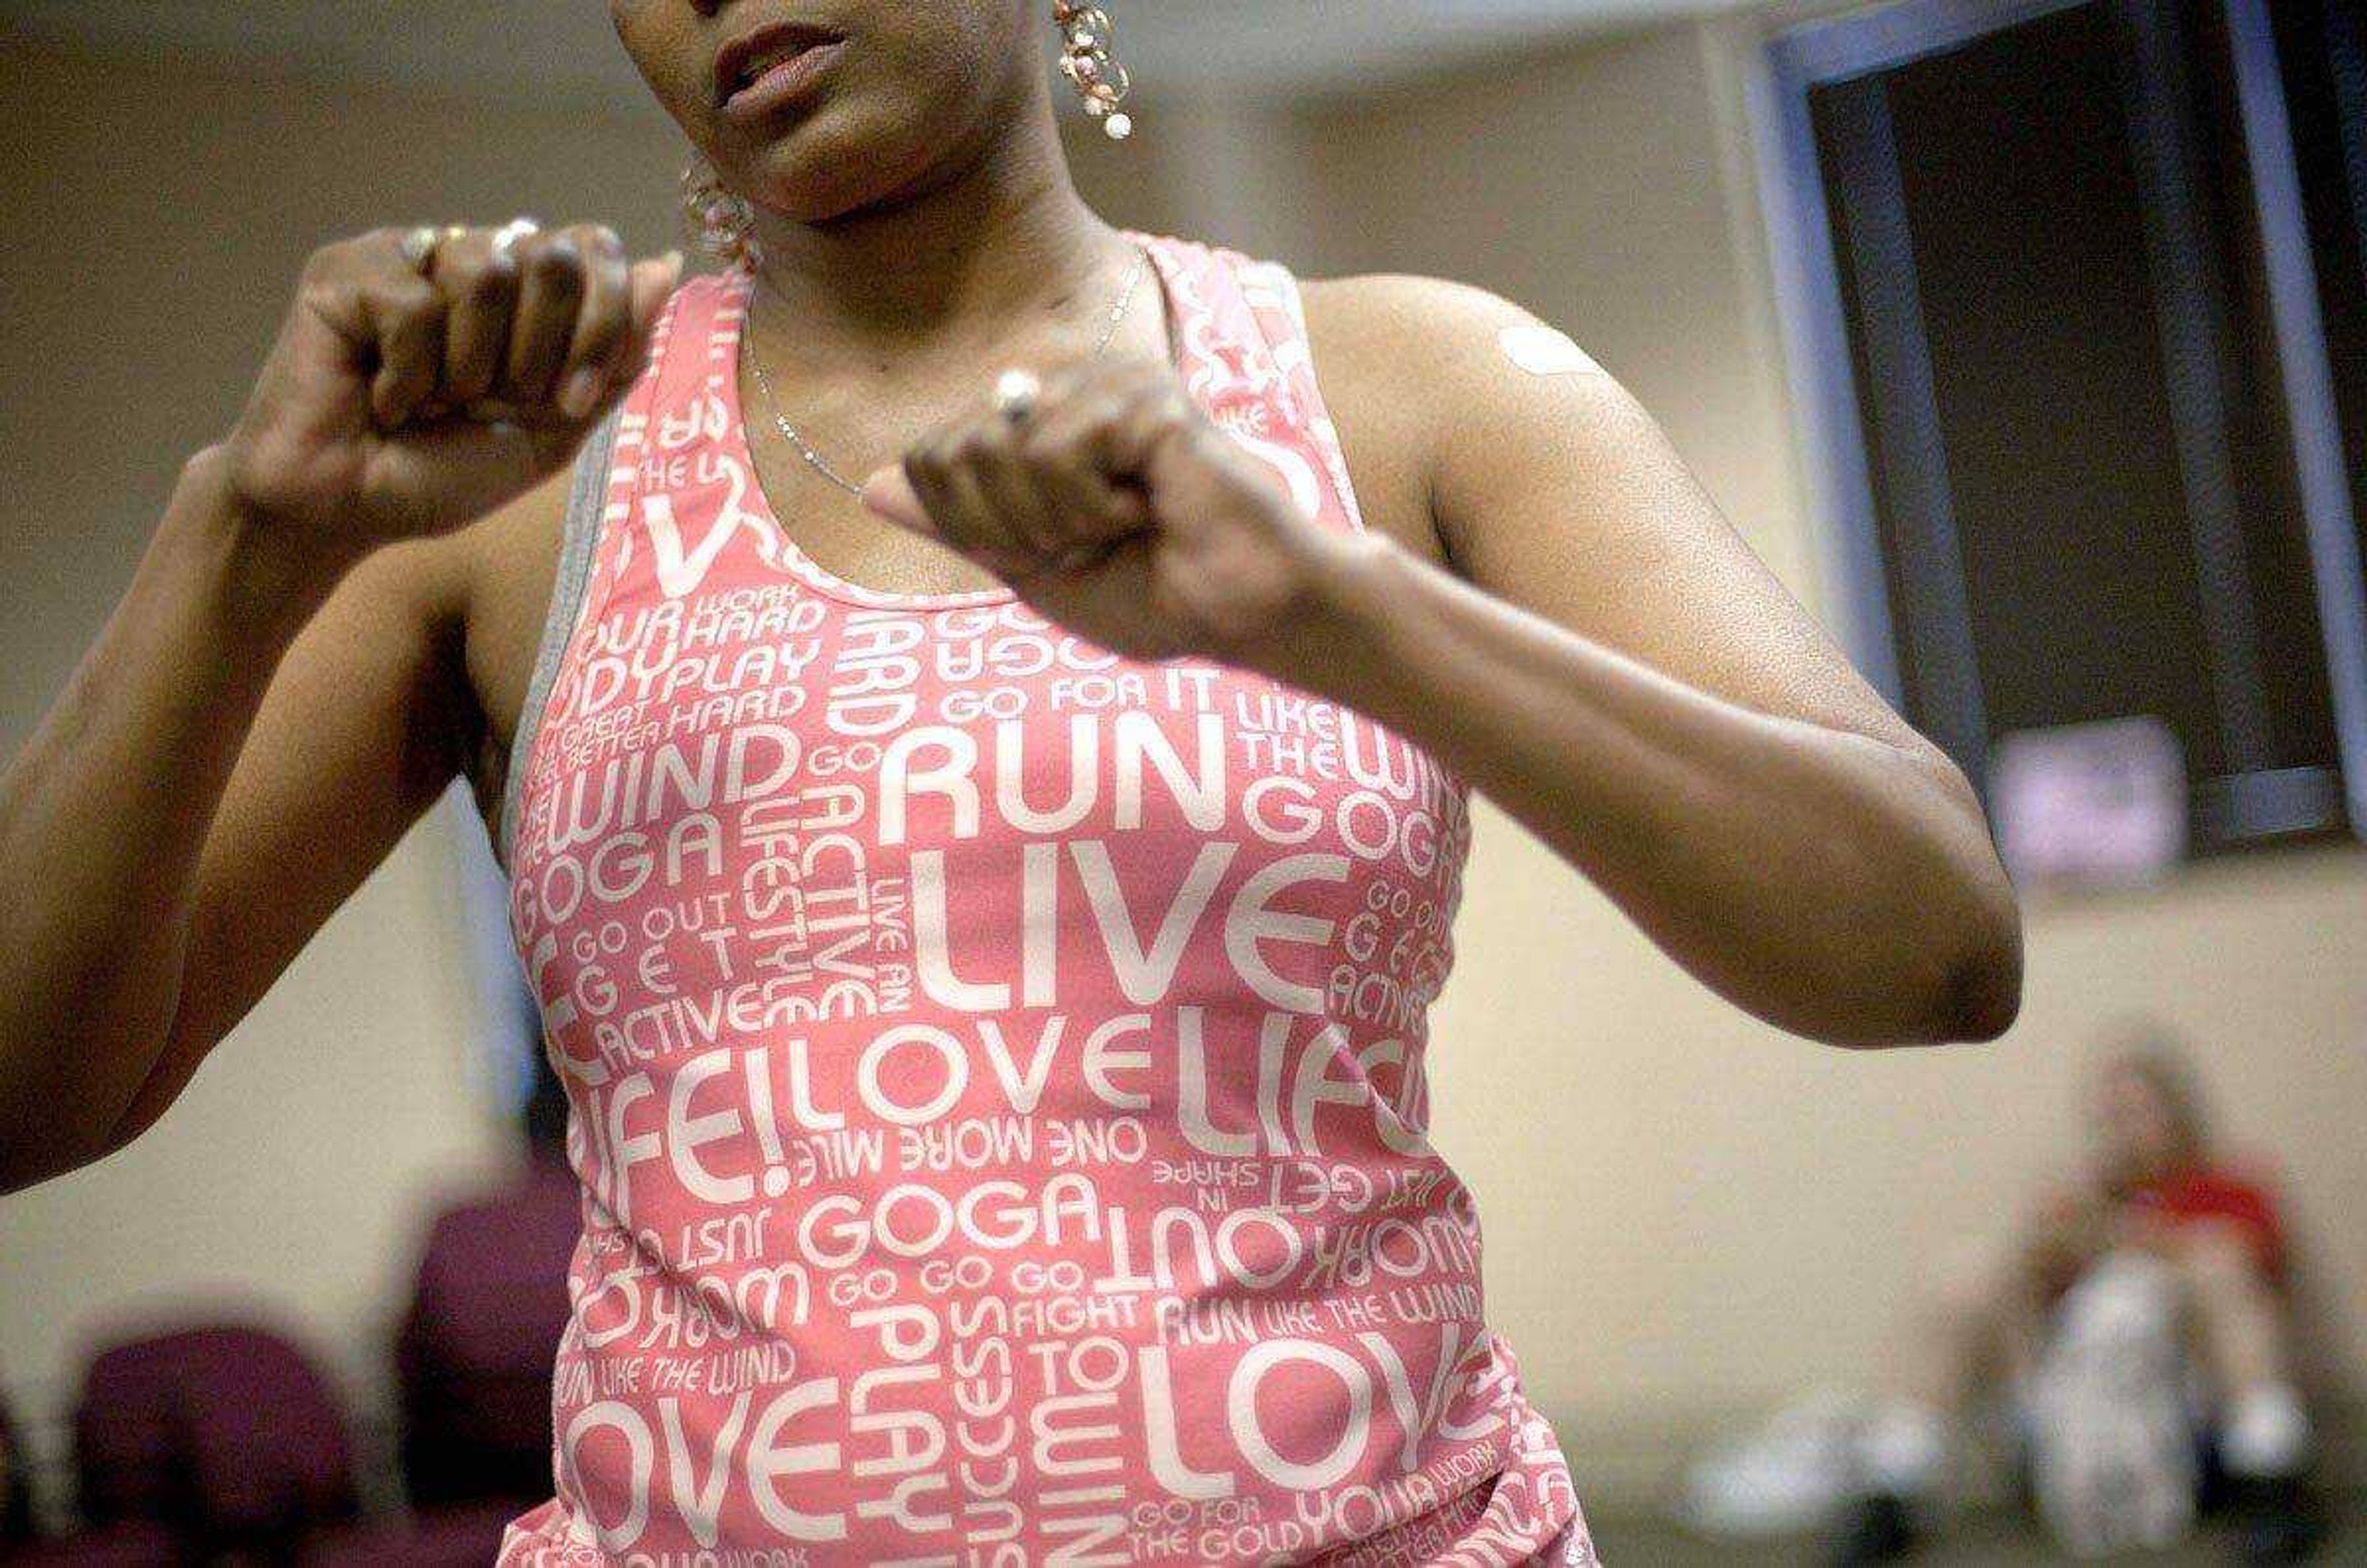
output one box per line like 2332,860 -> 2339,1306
1241,24 -> 2367,1480
4,17 -> 2365,1511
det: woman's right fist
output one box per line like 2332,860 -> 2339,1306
221,219 -> 681,568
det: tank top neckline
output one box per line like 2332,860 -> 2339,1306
496,229 -> 1592,1565
710,226 -> 1193,613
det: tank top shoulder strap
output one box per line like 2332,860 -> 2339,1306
493,271 -> 722,873
1224,248 -> 1372,537
494,396 -> 618,874
569,269 -> 742,616
1140,234 -> 1467,804
1134,232 -> 1371,539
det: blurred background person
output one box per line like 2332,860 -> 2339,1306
1831,1029 -> 2328,1564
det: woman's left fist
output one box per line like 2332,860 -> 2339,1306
861,358 -> 1349,666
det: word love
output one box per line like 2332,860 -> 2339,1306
552,1318 -> 1509,1558
571,1007 -> 1432,1223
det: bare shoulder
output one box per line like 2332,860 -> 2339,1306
1296,271 -> 1540,350
1297,271 -> 1621,418
1291,272 -> 1624,564
1290,274 -> 1491,564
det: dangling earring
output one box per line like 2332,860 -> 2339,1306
1054,4 -> 1135,140
679,153 -> 760,269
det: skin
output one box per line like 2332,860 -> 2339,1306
0,0 -> 2020,1194
2087,1055 -> 2197,1195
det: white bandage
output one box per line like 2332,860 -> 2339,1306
1498,322 -> 1604,378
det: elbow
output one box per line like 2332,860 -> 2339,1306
1899,867 -> 2025,1047
0,1113 -> 116,1196
1803,838 -> 2024,1050
1935,914 -> 2023,1043
0,1062 -> 149,1196
0,1135 -> 91,1198
1805,916 -> 2021,1051
1873,754 -> 2026,1047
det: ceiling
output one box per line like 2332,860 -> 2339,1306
4,1 -> 1725,104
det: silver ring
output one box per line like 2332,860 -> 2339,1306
396,224 -> 439,269
490,216 -> 541,263
993,367 -> 1043,423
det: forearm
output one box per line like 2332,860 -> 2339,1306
0,444 -> 344,1187
1252,530 -> 2022,1047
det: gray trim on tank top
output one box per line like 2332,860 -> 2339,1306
497,403 -> 623,873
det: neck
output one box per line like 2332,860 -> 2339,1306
739,112 -> 1127,370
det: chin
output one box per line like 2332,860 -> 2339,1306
733,104 -> 941,224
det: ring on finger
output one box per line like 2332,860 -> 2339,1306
993,367 -> 1043,425
399,223 -> 465,273
490,215 -> 542,264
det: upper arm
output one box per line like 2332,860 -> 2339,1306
1306,272 -> 1940,762
105,534 -> 475,1146
105,531 -> 496,1149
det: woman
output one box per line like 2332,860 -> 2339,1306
0,1 -> 2021,1561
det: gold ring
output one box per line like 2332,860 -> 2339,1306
398,223 -> 469,274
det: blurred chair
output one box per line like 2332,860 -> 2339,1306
0,1386 -> 43,1554
6,1159 -> 578,1566
300,1153 -> 579,1566
2,1319 -> 358,1564
394,1151 -> 576,1510
0,1522 -> 178,1568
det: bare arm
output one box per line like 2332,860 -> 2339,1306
859,273 -> 2021,1049
1288,275 -> 2021,1047
0,220 -> 675,1193
861,276 -> 2026,1051
0,461 -> 477,1190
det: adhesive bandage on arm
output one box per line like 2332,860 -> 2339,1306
1497,322 -> 1606,378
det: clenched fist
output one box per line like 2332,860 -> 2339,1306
221,219 -> 681,571
859,358 -> 1362,668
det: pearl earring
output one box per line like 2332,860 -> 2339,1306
1055,4 -> 1135,140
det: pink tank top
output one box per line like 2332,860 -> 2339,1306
493,229 -> 1596,1566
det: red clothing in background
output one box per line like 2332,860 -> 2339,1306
2126,1162 -> 2287,1279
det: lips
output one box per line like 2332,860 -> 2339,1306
714,20 -> 845,109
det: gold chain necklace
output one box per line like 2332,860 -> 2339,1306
743,246 -> 1151,500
